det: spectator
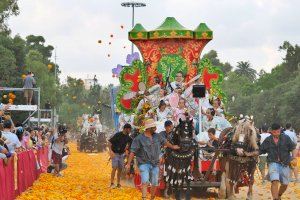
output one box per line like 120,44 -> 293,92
258,125 -> 271,183
126,119 -> 179,200
0,144 -> 10,165
44,100 -> 51,118
22,128 -> 31,149
284,123 -> 299,182
29,129 -> 37,148
0,131 -> 10,163
46,128 -> 55,163
51,125 -> 68,177
2,120 -> 21,154
15,127 -> 25,150
108,123 -> 133,188
23,71 -> 36,105
260,123 -> 297,200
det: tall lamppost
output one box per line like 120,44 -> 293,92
121,1 -> 146,54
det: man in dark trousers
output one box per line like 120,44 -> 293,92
108,123 -> 132,188
260,123 -> 297,200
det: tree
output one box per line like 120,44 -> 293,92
234,61 -> 257,81
0,45 -> 17,86
26,35 -> 54,62
25,50 -> 57,106
202,50 -> 233,75
0,0 -> 19,33
279,41 -> 300,73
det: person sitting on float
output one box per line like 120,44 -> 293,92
148,76 -> 161,96
173,98 -> 190,125
169,71 -> 185,93
145,88 -> 167,108
202,108 -> 231,132
212,98 -> 225,118
118,113 -> 135,131
155,100 -> 173,132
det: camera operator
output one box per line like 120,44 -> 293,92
51,124 -> 68,177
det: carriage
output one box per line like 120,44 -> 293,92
112,17 -> 257,199
78,114 -> 107,153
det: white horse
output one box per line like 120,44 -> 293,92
93,114 -> 103,134
81,114 -> 90,136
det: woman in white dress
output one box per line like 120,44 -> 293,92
155,100 -> 172,132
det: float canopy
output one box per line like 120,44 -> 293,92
129,17 -> 213,40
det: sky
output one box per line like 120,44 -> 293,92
8,0 -> 300,85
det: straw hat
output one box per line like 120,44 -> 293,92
144,119 -> 157,130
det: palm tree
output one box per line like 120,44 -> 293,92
235,61 -> 257,81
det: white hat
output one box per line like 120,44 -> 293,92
144,119 -> 157,130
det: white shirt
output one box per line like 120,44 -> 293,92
170,81 -> 183,91
3,131 -> 21,153
260,132 -> 271,156
52,134 -> 65,155
202,116 -> 231,132
284,129 -> 297,144
195,132 -> 210,147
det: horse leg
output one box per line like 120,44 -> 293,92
185,181 -> 191,200
192,149 -> 201,180
224,161 -> 234,199
174,185 -> 181,200
246,183 -> 253,200
218,172 -> 227,199
246,165 -> 256,200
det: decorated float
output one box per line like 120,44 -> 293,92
110,17 -> 261,199
77,114 -> 107,153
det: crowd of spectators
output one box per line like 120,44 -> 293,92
0,103 -> 69,177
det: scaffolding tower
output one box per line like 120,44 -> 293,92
0,87 -> 56,127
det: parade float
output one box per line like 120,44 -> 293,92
110,17 -> 233,197
77,114 -> 107,153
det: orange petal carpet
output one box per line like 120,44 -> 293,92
16,143 -> 300,200
16,143 -> 156,200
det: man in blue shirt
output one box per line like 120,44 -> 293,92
126,119 -> 179,200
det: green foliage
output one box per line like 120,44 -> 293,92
234,61 -> 257,82
24,50 -> 57,106
0,0 -> 19,33
58,77 -> 113,128
0,44 -> 17,86
202,50 -> 233,75
223,42 -> 300,131
26,35 -> 54,63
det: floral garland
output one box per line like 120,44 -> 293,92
116,60 -> 147,114
198,58 -> 227,102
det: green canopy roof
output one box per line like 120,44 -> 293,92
194,23 -> 213,39
129,17 -> 213,40
129,23 -> 148,40
149,17 -> 193,39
